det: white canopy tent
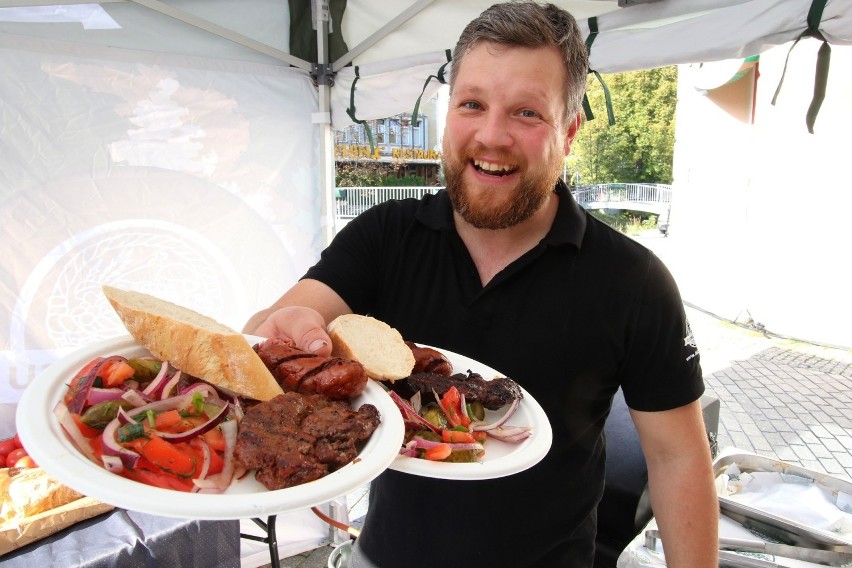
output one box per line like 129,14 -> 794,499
2,2 -> 850,562
2,0 -> 851,404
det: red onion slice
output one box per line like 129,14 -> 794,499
120,388 -> 150,407
190,438 -> 212,493
470,397 -> 521,432
412,435 -> 484,452
389,390 -> 440,434
192,419 -> 238,493
67,355 -> 127,414
101,417 -> 140,469
159,371 -> 183,400
86,387 -> 125,405
156,402 -> 229,444
101,454 -> 124,473
142,361 -> 170,397
54,401 -> 98,464
180,382 -> 218,399
486,426 -> 533,443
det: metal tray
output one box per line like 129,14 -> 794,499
714,451 -> 852,549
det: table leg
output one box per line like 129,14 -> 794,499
240,515 -> 280,568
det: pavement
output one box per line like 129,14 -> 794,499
255,230 -> 852,568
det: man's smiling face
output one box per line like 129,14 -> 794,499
443,41 -> 576,230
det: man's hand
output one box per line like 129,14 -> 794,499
252,306 -> 333,356
242,279 -> 351,357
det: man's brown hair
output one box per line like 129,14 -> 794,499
450,1 -> 588,118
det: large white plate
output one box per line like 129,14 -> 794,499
389,346 -> 552,480
16,334 -> 404,520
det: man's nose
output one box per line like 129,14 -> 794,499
474,112 -> 513,148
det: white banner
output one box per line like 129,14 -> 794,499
0,34 -> 323,416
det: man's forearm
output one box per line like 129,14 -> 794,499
646,452 -> 718,566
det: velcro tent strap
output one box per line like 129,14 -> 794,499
583,17 -> 615,126
345,66 -> 376,151
771,0 -> 830,133
411,49 -> 452,127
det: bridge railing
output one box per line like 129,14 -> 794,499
335,183 -> 673,218
335,186 -> 443,217
573,183 -> 672,206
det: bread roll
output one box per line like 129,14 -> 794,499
0,468 -> 83,526
327,314 -> 415,382
102,285 -> 284,401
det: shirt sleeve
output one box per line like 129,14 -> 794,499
618,252 -> 705,412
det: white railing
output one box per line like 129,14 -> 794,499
573,183 -> 672,207
335,186 -> 443,217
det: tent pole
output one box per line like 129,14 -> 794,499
315,0 -> 336,246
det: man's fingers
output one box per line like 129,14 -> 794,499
298,328 -> 333,356
252,307 -> 333,356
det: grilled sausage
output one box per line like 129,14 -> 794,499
253,338 -> 368,401
405,341 -> 453,376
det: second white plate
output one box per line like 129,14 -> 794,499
388,346 -> 552,480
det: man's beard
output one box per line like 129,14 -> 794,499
443,151 -> 560,230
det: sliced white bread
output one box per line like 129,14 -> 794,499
327,314 -> 415,382
102,285 -> 284,401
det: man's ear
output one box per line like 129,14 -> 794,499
563,113 -> 582,154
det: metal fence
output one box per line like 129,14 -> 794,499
572,183 -> 672,207
335,186 -> 443,217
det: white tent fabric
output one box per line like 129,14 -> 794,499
2,0 -> 851,411
0,19 -> 321,409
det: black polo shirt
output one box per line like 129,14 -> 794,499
304,180 -> 703,567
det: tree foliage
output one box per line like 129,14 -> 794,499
569,66 -> 677,185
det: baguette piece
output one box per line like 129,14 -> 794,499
102,285 -> 284,401
327,314 -> 415,382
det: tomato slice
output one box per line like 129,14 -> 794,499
89,435 -> 104,461
424,443 -> 452,461
71,412 -> 102,438
98,359 -> 136,388
207,449 -> 224,475
138,435 -> 197,478
202,427 -> 227,452
440,386 -> 469,427
441,430 -> 476,444
121,466 -> 195,492
153,409 -> 183,431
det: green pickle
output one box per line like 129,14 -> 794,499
467,401 -> 485,421
420,404 -> 448,429
414,401 -> 485,463
443,450 -> 480,463
81,399 -> 136,430
128,358 -> 161,381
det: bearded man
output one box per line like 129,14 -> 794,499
246,2 -> 718,566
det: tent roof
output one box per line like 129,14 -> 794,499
2,0 -> 850,124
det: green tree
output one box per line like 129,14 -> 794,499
570,66 -> 677,185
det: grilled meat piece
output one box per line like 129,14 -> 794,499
405,341 -> 453,376
393,371 -> 523,410
254,338 -> 368,400
234,392 -> 380,490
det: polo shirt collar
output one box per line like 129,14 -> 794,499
415,179 -> 586,249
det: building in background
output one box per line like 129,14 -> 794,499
334,94 -> 445,185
